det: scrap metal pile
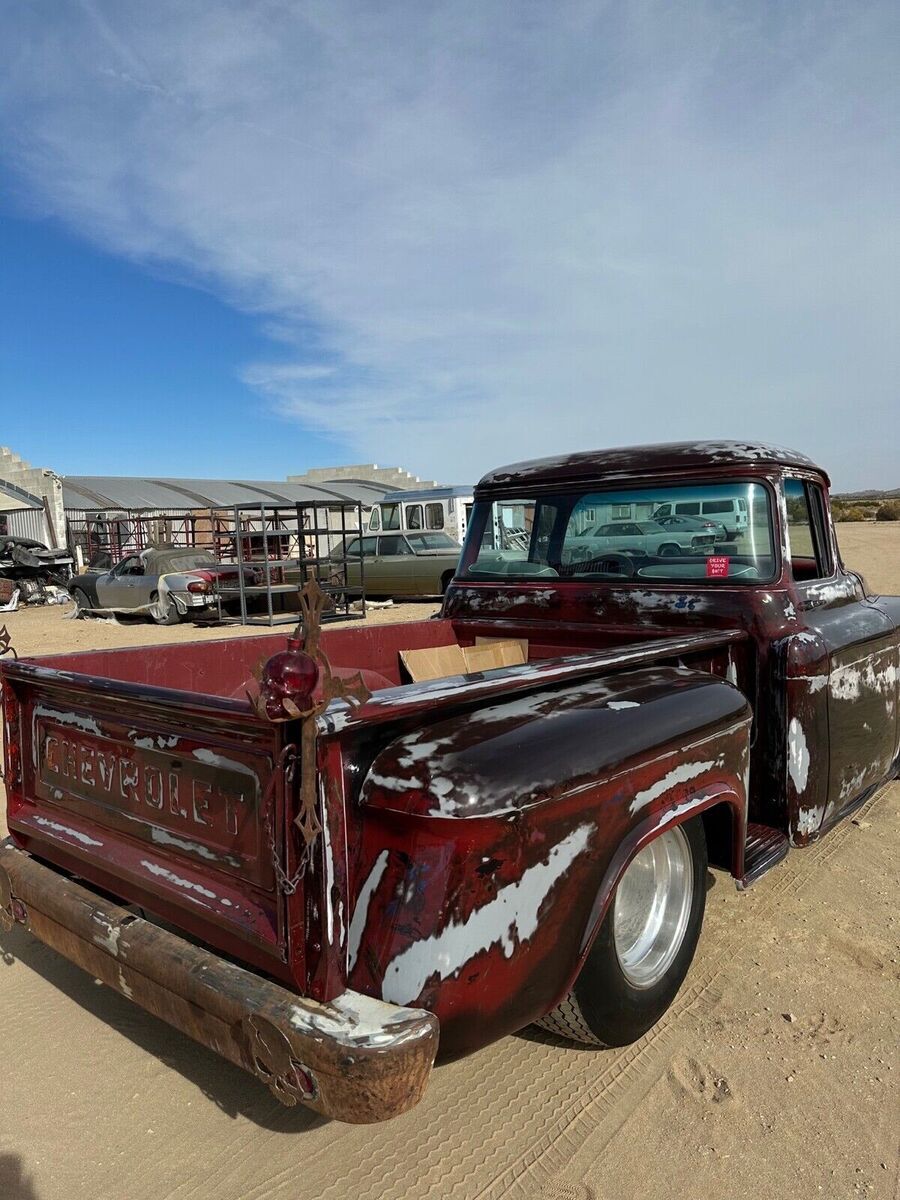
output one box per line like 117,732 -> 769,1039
0,536 -> 74,611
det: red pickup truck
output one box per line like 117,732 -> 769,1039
2,442 -> 897,1123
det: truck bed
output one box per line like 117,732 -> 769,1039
1,618 -> 748,991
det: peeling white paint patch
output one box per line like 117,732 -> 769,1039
318,704 -> 353,734
287,988 -> 432,1049
629,761 -> 717,815
139,859 -> 232,905
839,766 -> 868,801
830,659 -> 897,702
192,749 -> 257,779
608,700 -> 640,710
726,658 -> 739,686
33,706 -> 102,736
368,770 -> 423,793
347,850 -> 389,972
321,786 -> 339,954
397,738 -> 450,767
31,815 -> 103,847
788,718 -> 810,794
646,794 -> 709,836
796,805 -> 824,836
784,602 -> 798,622
380,824 -> 593,1005
118,968 -> 133,998
91,914 -> 121,955
150,827 -> 236,865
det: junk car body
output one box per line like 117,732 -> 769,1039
330,531 -> 462,598
2,441 -> 897,1123
68,547 -> 259,624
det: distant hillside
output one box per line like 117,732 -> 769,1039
833,488 -> 900,500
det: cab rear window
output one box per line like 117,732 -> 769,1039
460,482 -> 775,584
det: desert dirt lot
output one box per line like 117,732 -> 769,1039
1,528 -> 898,1200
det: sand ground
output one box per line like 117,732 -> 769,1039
0,527 -> 897,1200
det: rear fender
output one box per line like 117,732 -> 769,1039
352,666 -> 750,1056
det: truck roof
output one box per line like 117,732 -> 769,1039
477,440 -> 827,492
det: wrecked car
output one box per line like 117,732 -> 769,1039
0,535 -> 73,607
1,441 -> 898,1123
68,546 -> 260,624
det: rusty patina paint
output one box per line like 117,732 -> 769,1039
0,440 -> 897,1117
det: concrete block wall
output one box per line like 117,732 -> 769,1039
0,446 -> 66,545
289,464 -> 440,490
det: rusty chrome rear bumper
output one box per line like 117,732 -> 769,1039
0,838 -> 438,1122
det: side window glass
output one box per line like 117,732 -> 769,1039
382,504 -> 400,531
361,537 -> 378,557
676,502 -> 701,516
784,479 -> 829,581
425,503 -> 444,529
378,535 -> 406,556
406,504 -> 423,530
345,538 -> 360,556
368,508 -> 381,532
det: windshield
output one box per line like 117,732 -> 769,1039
459,482 -> 775,583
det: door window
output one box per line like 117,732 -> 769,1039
360,537 -> 378,557
378,535 -> 412,556
675,502 -> 701,516
117,556 -> 144,576
784,479 -> 831,580
406,504 -> 423,530
381,504 -> 401,530
425,503 -> 445,530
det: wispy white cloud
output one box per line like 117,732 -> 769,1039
1,1 -> 898,486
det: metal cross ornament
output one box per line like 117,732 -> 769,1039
251,574 -> 370,856
0,626 -> 17,660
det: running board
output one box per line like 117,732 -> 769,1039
737,824 -> 790,890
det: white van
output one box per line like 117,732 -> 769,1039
651,494 -> 749,541
368,486 -> 473,545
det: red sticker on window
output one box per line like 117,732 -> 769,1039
706,556 -> 730,578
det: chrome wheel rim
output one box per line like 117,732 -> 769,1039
613,826 -> 694,989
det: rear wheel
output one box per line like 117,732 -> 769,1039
658,543 -> 680,557
151,592 -> 181,626
537,818 -> 707,1046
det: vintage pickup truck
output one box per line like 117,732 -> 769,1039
1,442 -> 897,1123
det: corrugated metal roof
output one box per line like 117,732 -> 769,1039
62,476 -> 392,512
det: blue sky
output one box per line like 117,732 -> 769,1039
0,2 -> 898,489
0,195 -> 347,476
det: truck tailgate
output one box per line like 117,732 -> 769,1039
3,667 -> 288,971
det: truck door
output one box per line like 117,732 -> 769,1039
784,478 -> 898,826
